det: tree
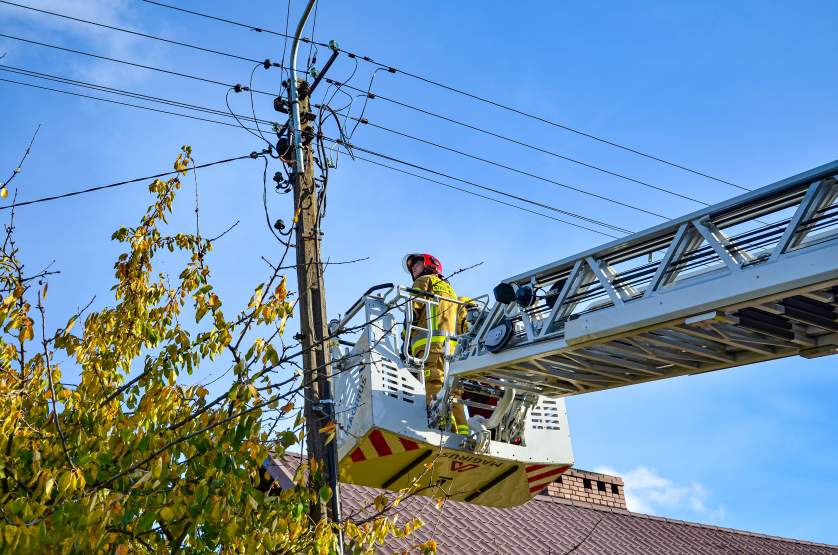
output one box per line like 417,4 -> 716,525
0,144 -> 423,553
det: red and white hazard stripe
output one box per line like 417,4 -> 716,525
525,464 -> 571,494
348,429 -> 421,463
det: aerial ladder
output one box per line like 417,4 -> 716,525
327,160 -> 838,508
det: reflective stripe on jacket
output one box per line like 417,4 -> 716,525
409,274 -> 458,356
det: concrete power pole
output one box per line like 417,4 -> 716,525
290,79 -> 340,522
286,0 -> 343,539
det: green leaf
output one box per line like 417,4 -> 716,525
319,484 -> 333,504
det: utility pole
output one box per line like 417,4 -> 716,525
290,77 -> 339,520
285,0 -> 343,544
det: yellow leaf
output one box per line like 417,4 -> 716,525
419,539 -> 438,554
281,402 -> 294,414
275,277 -> 287,302
159,506 -> 174,521
210,500 -> 222,520
73,468 -> 86,490
43,477 -> 55,498
151,457 -> 163,479
116,545 -> 129,555
0,187 -> 7,199
318,421 -> 336,435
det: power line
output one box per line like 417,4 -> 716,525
352,58 -> 748,191
352,117 -> 671,220
324,82 -> 714,207
0,0 -> 291,68
346,152 -> 620,239
19,0 -> 741,198
0,76 -> 259,130
326,138 -> 633,235
0,32 -> 719,219
0,151 -> 265,211
0,75 -> 629,235
0,32 -> 275,95
133,0 -> 745,191
0,64 -> 276,126
3,64 -> 654,224
2,29 -> 719,216
139,0 -> 322,45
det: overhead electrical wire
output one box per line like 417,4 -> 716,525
0,0 -> 749,204
0,0 -> 297,68
351,60 -> 749,191
135,0 -> 745,191
0,31 -> 724,216
1,31 -> 735,213
0,151 -> 265,211
0,3 -> 651,240
0,32 -> 276,95
326,81 -> 714,207
0,64 -> 275,126
2,64 -> 655,225
139,0 -> 315,44
306,0 -> 320,72
0,76 -> 262,130
349,116 -> 670,220
321,137 -> 633,235
345,152 -> 620,239
0,76 -> 627,236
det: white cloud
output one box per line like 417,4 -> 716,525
0,0 -> 165,86
594,465 -> 726,522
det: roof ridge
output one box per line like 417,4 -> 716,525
532,494 -> 838,549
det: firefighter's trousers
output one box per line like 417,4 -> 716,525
424,353 -> 468,435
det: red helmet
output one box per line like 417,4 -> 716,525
403,253 -> 443,276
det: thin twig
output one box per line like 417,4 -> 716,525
21,269 -> 60,282
45,295 -> 95,346
207,220 -> 239,242
3,125 -> 41,254
192,158 -> 200,240
443,260 -> 484,281
2,124 -> 41,189
37,288 -> 75,469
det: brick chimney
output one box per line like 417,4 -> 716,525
540,468 -> 627,509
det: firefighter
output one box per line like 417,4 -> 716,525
403,253 -> 469,435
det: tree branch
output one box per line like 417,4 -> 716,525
37,288 -> 75,469
2,124 -> 40,190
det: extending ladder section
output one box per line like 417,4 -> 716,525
452,160 -> 838,397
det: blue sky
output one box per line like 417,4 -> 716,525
1,0 -> 837,545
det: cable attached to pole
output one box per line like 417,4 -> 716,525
0,152 -> 267,211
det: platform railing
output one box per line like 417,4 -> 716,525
464,161 -> 838,358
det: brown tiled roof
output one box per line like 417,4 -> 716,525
266,458 -> 837,554
341,484 -> 837,554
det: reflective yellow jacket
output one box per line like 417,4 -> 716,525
409,274 -> 458,356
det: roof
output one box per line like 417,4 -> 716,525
266,458 -> 837,554
341,485 -> 837,555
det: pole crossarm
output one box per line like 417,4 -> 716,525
451,161 -> 838,397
